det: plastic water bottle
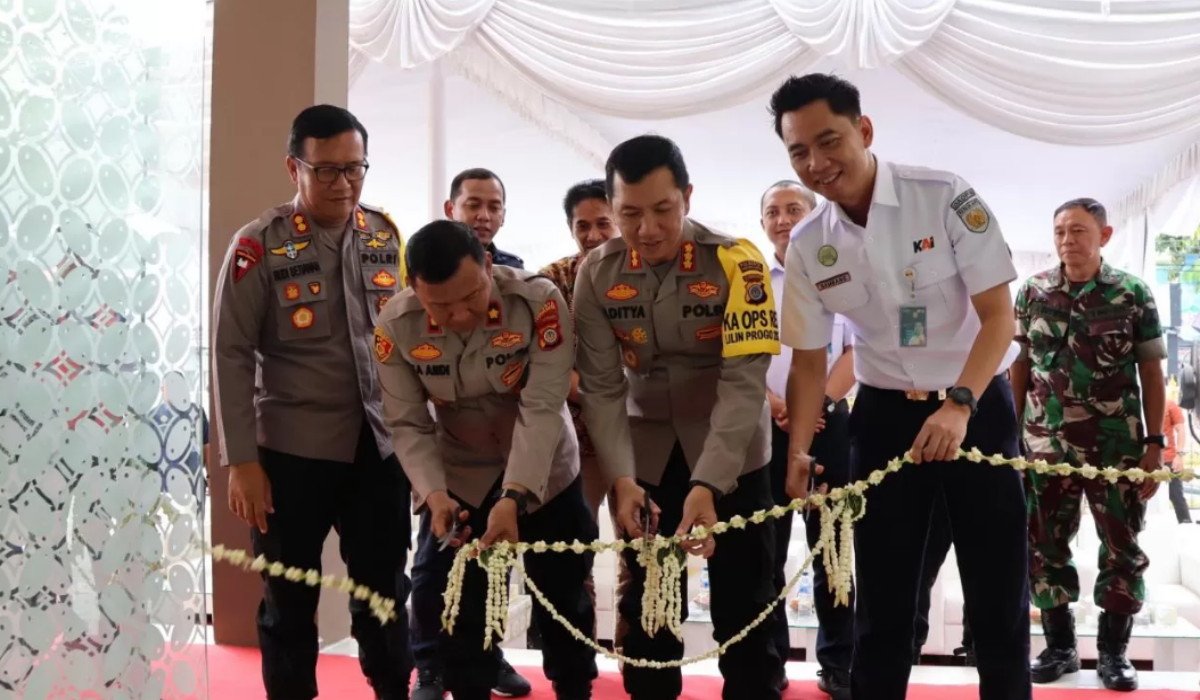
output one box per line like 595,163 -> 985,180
796,569 -> 814,616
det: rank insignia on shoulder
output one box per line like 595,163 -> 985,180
354,208 -> 369,232
486,300 -> 503,327
270,239 -> 311,260
679,241 -> 696,272
373,327 -> 394,363
605,283 -> 639,301
410,343 -> 442,361
291,306 -> 314,329
291,214 -> 310,235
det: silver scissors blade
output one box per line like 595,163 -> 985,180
437,508 -> 462,551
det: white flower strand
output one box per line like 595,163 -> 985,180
208,544 -> 396,624
189,449 -> 1190,668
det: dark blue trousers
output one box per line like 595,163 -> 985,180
410,477 -> 598,700
850,376 -> 1031,700
767,405 -> 854,674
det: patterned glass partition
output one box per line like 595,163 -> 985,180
0,0 -> 209,697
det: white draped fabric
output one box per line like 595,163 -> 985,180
350,0 -> 1200,145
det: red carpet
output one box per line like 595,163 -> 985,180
207,645 -> 1197,698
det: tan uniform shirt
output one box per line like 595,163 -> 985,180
212,198 -> 406,466
574,220 -> 775,495
374,266 -> 578,511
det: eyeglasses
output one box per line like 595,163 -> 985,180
294,158 -> 370,184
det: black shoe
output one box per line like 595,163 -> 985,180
1097,612 -> 1138,691
952,644 -> 977,667
412,669 -> 446,700
816,668 -> 850,700
1032,604 -> 1080,684
493,658 -> 532,698
777,675 -> 790,691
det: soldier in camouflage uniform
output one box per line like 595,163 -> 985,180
1012,197 -> 1167,692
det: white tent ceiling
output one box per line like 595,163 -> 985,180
351,57 -> 1200,273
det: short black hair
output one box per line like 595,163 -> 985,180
759,180 -> 816,213
287,105 -> 368,158
562,179 -> 608,223
405,220 -> 486,284
768,73 -> 862,139
449,168 -> 506,203
605,135 -> 690,197
1054,197 -> 1108,228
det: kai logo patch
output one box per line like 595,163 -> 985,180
410,343 -> 442,361
373,327 -> 394,363
605,283 -> 639,301
912,237 -> 935,254
688,281 -> 720,299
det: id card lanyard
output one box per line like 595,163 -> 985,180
899,267 -> 927,348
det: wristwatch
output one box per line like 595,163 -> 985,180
497,488 -> 529,516
823,395 -> 836,414
1142,434 -> 1166,448
946,386 -> 978,416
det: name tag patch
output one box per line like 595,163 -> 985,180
815,272 -> 851,291
415,364 -> 451,376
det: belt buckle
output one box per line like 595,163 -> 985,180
904,389 -> 947,401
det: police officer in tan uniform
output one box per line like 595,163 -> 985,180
376,220 -> 598,700
212,105 -> 411,700
575,135 -> 783,700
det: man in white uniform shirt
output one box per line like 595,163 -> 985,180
769,73 -> 1030,700
762,181 -> 854,700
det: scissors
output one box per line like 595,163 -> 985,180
802,464 -> 818,511
638,498 -> 657,538
437,507 -> 464,551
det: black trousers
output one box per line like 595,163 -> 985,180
914,489 -> 973,657
767,404 -> 854,673
252,427 -> 412,700
850,376 -> 1031,700
410,476 -> 598,700
620,444 -> 780,700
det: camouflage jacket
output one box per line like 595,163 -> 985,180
1015,261 -> 1165,467
539,252 -> 594,458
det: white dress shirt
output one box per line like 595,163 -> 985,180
781,158 -> 1019,391
767,255 -> 851,399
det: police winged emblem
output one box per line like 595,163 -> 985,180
270,239 -> 311,260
